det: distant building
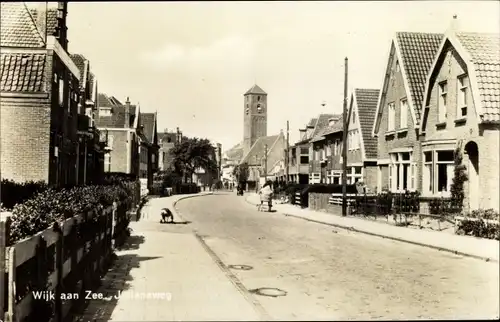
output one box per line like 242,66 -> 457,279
157,128 -> 182,171
138,112 -> 159,189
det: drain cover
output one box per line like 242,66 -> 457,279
250,287 -> 287,297
228,264 -> 253,271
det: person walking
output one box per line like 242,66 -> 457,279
258,181 -> 273,212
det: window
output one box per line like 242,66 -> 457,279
347,167 -> 363,184
395,60 -> 400,72
388,102 -> 395,131
438,81 -> 447,122
457,75 -> 468,118
59,79 -> 64,106
422,150 -> 454,196
326,145 -> 332,157
334,139 -> 340,155
53,73 -> 58,83
257,96 -> 261,101
352,111 -> 356,124
107,135 -> 114,148
388,151 -> 415,192
257,104 -> 262,113
300,147 -> 309,155
400,99 -> 407,129
104,154 -> 111,171
314,149 -> 320,161
245,104 -> 249,115
300,156 -> 309,164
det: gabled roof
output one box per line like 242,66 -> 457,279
244,84 -> 267,95
95,94 -> 138,128
30,8 -> 58,37
139,112 -> 157,143
421,31 -> 500,127
307,118 -> 317,128
1,2 -> 45,48
309,113 -> 340,141
353,89 -> 380,159
70,54 -> 87,87
240,135 -> 280,165
1,52 -> 47,92
373,32 -> 443,136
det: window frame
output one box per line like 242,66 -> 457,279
400,98 -> 408,129
387,102 -> 396,132
438,81 -> 448,123
457,74 -> 468,118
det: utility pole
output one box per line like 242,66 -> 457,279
264,144 -> 268,183
286,120 -> 290,184
342,57 -> 348,216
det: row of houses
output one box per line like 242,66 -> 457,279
272,19 -> 499,212
0,2 -> 159,189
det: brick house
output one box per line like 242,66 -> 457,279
1,2 -> 88,187
311,89 -> 380,190
70,53 -> 106,185
137,112 -> 159,189
372,32 -> 443,193
306,114 -> 339,184
419,28 -> 500,211
95,94 -> 141,177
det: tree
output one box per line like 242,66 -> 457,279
450,146 -> 468,210
169,137 -> 218,183
233,162 -> 250,184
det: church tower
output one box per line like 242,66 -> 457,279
243,84 -> 267,157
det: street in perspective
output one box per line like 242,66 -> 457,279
0,1 -> 499,322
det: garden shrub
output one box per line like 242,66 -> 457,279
457,209 -> 500,240
0,179 -> 48,210
8,183 -> 136,245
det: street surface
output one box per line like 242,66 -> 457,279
175,192 -> 499,320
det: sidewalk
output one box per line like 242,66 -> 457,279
76,192 -> 262,322
245,193 -> 499,262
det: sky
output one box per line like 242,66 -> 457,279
53,1 -> 500,152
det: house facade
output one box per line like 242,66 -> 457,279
138,112 -> 159,189
372,32 -> 443,193
95,94 -> 141,177
0,2 -> 92,187
157,128 -> 180,171
70,53 -> 106,185
419,30 -> 500,211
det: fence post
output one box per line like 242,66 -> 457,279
53,222 -> 63,322
7,246 -> 15,322
0,215 -> 11,322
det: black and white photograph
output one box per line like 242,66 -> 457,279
0,1 -> 499,321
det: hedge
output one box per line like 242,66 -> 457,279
1,179 -> 48,210
456,209 -> 500,240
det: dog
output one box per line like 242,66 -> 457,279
160,207 -> 174,223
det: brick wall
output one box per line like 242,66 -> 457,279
422,46 -> 499,210
376,52 -> 421,191
107,130 -> 129,173
1,97 -> 52,182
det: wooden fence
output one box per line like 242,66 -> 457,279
0,199 -> 135,322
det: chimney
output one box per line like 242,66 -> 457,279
299,128 -> 306,140
448,14 -> 460,33
56,2 -> 68,50
124,97 -> 131,128
328,118 -> 337,127
35,2 -> 48,44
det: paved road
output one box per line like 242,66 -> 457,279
176,192 -> 499,320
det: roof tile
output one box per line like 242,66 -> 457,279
1,52 -> 47,92
139,112 -> 156,143
1,2 -> 45,48
355,88 -> 380,159
241,135 -> 280,165
396,32 -> 443,120
456,32 -> 500,122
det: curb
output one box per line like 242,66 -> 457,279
172,192 -> 214,220
244,194 -> 498,263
